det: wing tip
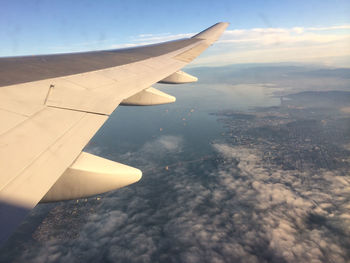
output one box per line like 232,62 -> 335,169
192,22 -> 229,42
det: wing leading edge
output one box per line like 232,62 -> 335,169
0,22 -> 229,244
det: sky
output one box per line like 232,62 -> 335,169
1,0 -> 350,66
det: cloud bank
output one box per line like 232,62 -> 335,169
197,25 -> 350,67
6,134 -> 349,262
110,25 -> 350,67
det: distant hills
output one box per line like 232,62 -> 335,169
187,63 -> 350,94
286,90 -> 350,109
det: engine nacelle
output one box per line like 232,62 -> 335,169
40,152 -> 142,202
159,71 -> 198,84
120,87 -> 175,106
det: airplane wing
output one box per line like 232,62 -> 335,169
0,22 -> 229,244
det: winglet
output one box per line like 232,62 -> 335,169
192,22 -> 229,43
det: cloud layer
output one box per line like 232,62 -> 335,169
194,25 -> 350,67
109,25 -> 350,67
5,132 -> 349,262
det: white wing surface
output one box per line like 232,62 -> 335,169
0,22 -> 229,244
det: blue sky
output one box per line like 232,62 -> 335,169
1,0 -> 349,66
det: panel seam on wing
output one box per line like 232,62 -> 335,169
0,110 -> 87,193
46,105 -> 110,116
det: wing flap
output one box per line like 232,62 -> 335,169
0,107 -> 108,206
0,108 -> 107,243
0,108 -> 85,190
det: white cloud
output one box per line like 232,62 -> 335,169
307,25 -> 350,31
4,136 -> 350,262
110,33 -> 193,49
213,144 -> 350,262
133,33 -> 192,43
191,25 -> 350,67
141,135 -> 183,154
